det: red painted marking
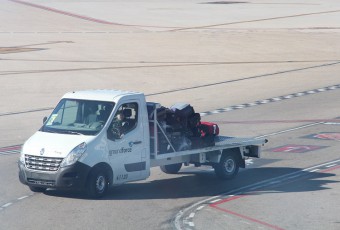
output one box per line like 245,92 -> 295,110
270,144 -> 327,153
210,195 -> 285,230
0,145 -> 21,151
209,163 -> 340,230
210,204 -> 285,230
10,0 -> 121,25
9,0 -> 177,29
313,133 -> 340,140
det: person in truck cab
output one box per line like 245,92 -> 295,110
110,109 -> 130,138
85,102 -> 99,124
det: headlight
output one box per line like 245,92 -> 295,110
19,145 -> 25,165
19,153 -> 25,165
60,142 -> 87,168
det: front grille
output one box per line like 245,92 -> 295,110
25,154 -> 63,171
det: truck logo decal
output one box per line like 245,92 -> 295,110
109,147 -> 132,156
124,162 -> 146,172
40,148 -> 45,156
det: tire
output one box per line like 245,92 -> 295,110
160,163 -> 182,174
87,168 -> 109,198
214,153 -> 239,180
29,186 -> 47,193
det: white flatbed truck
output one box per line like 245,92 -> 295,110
18,90 -> 267,198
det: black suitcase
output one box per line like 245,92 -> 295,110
170,103 -> 195,118
188,113 -> 201,129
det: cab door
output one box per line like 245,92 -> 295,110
107,100 -> 147,184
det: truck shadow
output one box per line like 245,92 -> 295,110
43,166 -> 339,200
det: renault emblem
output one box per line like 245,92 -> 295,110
40,148 -> 45,156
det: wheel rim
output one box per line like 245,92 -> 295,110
224,158 -> 235,174
96,175 -> 106,193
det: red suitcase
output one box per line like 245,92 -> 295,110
200,121 -> 220,136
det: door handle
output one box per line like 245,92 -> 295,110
132,141 -> 142,145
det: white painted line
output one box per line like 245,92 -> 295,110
326,164 -> 337,168
323,122 -> 340,125
189,213 -> 195,218
222,108 -> 234,111
2,202 -> 12,208
256,122 -> 323,139
283,95 -> 293,99
310,169 -> 320,172
271,97 -> 282,101
307,90 -> 316,94
196,84 -> 340,119
17,196 -> 29,200
302,159 -> 340,171
241,221 -> 252,225
245,159 -> 254,165
0,153 -> 16,156
210,199 -> 221,204
174,157 -> 340,230
287,175 -> 301,179
188,222 -> 195,227
196,206 -> 205,211
0,150 -> 20,154
259,100 -> 270,103
249,186 -> 264,190
269,181 -> 281,185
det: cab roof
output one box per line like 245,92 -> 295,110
62,90 -> 144,102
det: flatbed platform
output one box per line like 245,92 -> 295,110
152,136 -> 267,160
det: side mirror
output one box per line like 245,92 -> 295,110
43,116 -> 48,124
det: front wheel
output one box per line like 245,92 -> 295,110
86,169 -> 109,198
214,154 -> 239,180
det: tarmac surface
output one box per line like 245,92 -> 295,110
0,0 -> 340,229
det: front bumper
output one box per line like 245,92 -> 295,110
18,161 -> 91,190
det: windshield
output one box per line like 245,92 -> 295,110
41,99 -> 115,135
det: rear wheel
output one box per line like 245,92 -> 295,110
160,163 -> 182,174
214,153 -> 239,180
87,168 -> 109,198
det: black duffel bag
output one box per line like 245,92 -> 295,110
170,103 -> 195,118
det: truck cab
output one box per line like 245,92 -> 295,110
19,90 -> 151,198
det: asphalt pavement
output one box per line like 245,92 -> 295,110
0,0 -> 340,229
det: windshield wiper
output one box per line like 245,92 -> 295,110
42,127 -> 86,135
63,130 -> 84,135
41,128 -> 58,133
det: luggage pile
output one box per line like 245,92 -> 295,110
147,102 -> 220,153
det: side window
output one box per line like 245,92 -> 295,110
108,102 -> 139,139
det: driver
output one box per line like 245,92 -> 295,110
111,110 -> 128,138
